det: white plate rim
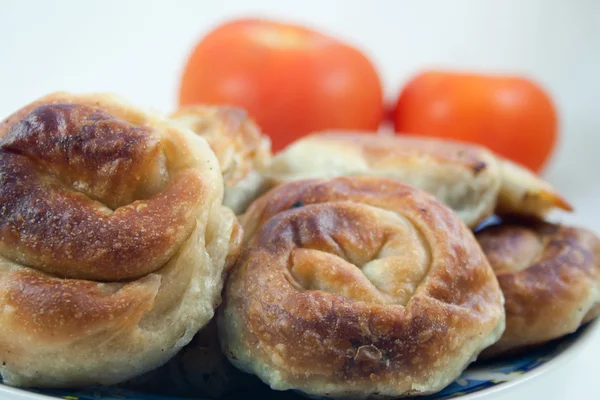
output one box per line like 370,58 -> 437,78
439,319 -> 600,400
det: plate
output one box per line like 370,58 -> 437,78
1,320 -> 598,400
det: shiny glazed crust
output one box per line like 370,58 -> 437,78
263,132 -> 571,228
220,177 -> 505,398
476,221 -> 600,357
170,105 -> 272,214
0,92 -> 242,387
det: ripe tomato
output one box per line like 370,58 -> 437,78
179,19 -> 384,151
393,71 -> 558,173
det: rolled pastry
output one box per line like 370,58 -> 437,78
0,92 -> 242,387
476,220 -> 600,357
263,132 -> 571,228
221,176 -> 505,398
170,105 -> 271,214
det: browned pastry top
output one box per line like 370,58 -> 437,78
0,103 -> 203,281
263,131 -> 571,228
220,177 -> 505,398
312,132 -> 493,173
0,92 -> 239,388
170,105 -> 271,186
170,105 -> 272,214
477,221 -> 600,356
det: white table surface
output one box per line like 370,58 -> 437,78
1,1 -> 599,398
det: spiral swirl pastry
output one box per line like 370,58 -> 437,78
263,132 -> 571,228
0,92 -> 241,387
476,220 -> 600,357
170,105 -> 271,214
220,177 -> 505,398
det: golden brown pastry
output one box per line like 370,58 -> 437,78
0,92 -> 242,387
476,220 -> 600,357
220,177 -> 505,398
263,132 -> 571,228
170,105 -> 271,214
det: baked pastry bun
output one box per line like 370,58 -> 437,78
0,92 -> 242,387
170,105 -> 271,214
221,177 -> 505,398
263,132 -> 571,228
476,220 -> 600,357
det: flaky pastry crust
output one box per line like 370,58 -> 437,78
476,221 -> 600,357
263,132 -> 571,228
220,177 -> 505,398
170,105 -> 271,214
0,92 -> 241,387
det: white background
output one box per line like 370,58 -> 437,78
1,1 -> 599,399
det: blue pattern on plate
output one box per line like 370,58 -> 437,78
20,324 -> 588,400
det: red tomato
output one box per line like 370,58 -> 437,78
179,19 -> 384,151
393,71 -> 558,173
